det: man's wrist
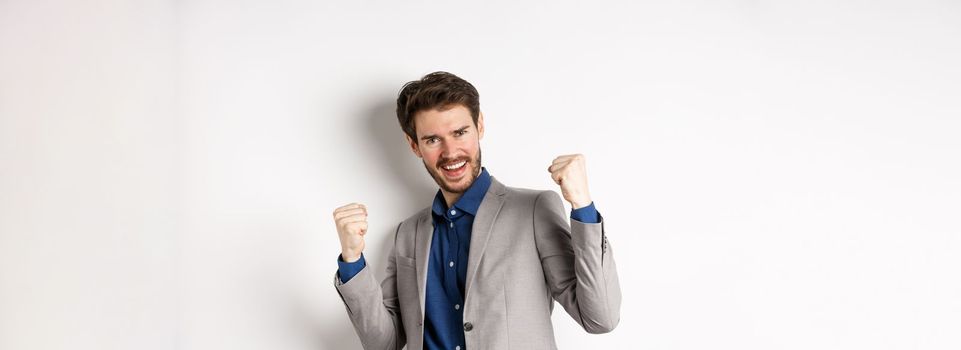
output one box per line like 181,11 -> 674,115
571,197 -> 592,209
341,251 -> 362,263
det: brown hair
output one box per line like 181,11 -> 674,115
396,71 -> 481,141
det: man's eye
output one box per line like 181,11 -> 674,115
456,130 -> 467,136
426,138 -> 437,144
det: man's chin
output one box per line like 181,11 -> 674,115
436,171 -> 470,193
424,159 -> 481,194
442,179 -> 470,193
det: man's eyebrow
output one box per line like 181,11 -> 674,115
420,126 -> 470,140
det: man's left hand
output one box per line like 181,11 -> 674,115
548,154 -> 592,209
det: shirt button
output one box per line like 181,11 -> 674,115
449,261 -> 454,267
450,209 -> 457,215
463,322 -> 473,332
450,222 -> 453,228
455,346 -> 461,350
454,304 -> 460,310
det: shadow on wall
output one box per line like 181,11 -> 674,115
364,97 -> 436,277
307,94 -> 436,350
364,99 -> 437,215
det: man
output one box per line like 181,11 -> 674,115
332,71 -> 621,350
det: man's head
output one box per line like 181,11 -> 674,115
396,71 -> 484,196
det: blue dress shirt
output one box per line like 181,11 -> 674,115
337,167 -> 600,350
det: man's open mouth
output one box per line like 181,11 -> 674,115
440,160 -> 468,177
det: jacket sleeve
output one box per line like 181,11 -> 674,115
533,190 -> 622,334
333,223 -> 407,349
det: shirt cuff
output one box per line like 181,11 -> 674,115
337,253 -> 366,284
570,202 -> 600,223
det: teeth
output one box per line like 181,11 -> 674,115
443,161 -> 466,170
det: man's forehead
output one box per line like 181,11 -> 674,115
415,107 -> 473,133
415,105 -> 471,121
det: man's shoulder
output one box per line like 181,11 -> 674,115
498,181 -> 560,208
395,206 -> 431,232
504,185 -> 549,199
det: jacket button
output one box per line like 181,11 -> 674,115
463,322 -> 473,332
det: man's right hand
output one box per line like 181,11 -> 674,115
333,203 -> 367,263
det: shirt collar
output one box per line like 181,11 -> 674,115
431,167 -> 492,217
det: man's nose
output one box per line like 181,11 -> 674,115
440,140 -> 456,158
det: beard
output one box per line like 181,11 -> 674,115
423,148 -> 482,194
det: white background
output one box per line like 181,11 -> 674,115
2,1 -> 960,349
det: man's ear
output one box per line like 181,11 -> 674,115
405,134 -> 423,158
477,112 -> 485,140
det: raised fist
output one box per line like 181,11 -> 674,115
333,203 -> 368,262
548,154 -> 593,209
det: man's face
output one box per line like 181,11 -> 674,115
406,104 -> 484,195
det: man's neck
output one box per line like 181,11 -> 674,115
441,191 -> 461,209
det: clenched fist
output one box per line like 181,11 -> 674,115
333,203 -> 368,263
547,154 -> 592,209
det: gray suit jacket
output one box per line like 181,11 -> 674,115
334,176 -> 621,349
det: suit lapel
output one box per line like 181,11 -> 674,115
414,207 -> 432,321
465,177 -> 507,297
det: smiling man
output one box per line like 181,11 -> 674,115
332,71 -> 621,349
